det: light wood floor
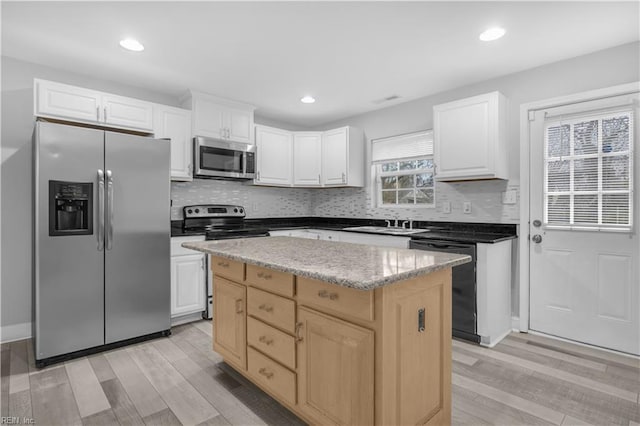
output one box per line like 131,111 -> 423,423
1,320 -> 638,426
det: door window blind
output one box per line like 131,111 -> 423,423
544,110 -> 634,231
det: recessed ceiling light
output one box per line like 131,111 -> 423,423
479,27 -> 506,42
300,96 -> 316,104
119,38 -> 144,52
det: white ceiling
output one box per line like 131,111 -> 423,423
2,1 -> 638,127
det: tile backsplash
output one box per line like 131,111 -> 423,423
171,178 -> 519,223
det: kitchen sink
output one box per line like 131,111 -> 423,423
342,226 -> 430,236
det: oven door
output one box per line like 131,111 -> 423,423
194,137 -> 256,179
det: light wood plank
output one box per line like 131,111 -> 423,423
30,382 -> 82,426
561,414 -> 597,425
152,337 -> 188,363
141,407 -> 182,425
65,357 -> 111,418
454,340 -> 638,402
101,378 -> 145,426
197,414 -> 232,426
453,373 -> 566,424
105,348 -> 167,418
8,389 -> 32,420
81,408 -> 119,426
88,354 -> 116,383
29,365 -> 67,392
128,343 -> 219,425
9,340 -> 29,394
1,347 -> 10,415
452,350 -> 479,366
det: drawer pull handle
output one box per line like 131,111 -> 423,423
318,290 -> 339,300
295,322 -> 304,342
217,261 -> 230,267
258,368 -> 274,379
256,271 -> 272,280
258,336 -> 274,345
235,299 -> 243,314
258,304 -> 274,313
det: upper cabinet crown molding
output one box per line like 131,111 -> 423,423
34,79 -> 154,132
254,125 -> 364,188
181,90 -> 255,144
433,91 -> 508,181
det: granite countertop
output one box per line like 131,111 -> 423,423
182,237 -> 471,290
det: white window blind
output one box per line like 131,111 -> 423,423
372,130 -> 433,163
544,110 -> 634,231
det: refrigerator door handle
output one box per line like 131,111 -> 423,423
106,170 -> 114,250
97,169 -> 105,251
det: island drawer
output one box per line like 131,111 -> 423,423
248,347 -> 296,405
297,277 -> 374,322
246,264 -> 295,298
211,256 -> 244,282
248,287 -> 296,333
247,317 -> 296,370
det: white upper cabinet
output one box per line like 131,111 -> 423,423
184,91 -> 255,144
153,104 -> 192,181
293,132 -> 322,186
322,126 -> 364,187
433,91 -> 508,181
255,125 -> 293,186
34,79 -> 154,132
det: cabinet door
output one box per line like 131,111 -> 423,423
214,277 -> 247,369
227,108 -> 253,143
35,79 -> 101,124
297,307 -> 374,425
293,132 -> 322,186
255,126 -> 292,186
154,105 -> 193,181
102,94 -> 154,131
322,128 -> 349,186
192,97 -> 226,139
434,91 -> 505,180
171,254 -> 205,317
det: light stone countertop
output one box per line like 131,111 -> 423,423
182,237 -> 471,290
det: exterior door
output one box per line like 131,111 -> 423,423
104,132 -> 171,344
529,93 -> 639,355
34,122 -> 105,359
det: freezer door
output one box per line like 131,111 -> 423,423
34,121 -> 105,359
104,132 -> 170,343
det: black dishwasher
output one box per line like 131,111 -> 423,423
409,240 -> 479,343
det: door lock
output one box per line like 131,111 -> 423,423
532,234 -> 542,244
533,219 -> 542,227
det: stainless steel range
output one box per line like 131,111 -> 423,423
182,204 -> 269,318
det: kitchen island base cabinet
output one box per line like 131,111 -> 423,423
211,260 -> 452,426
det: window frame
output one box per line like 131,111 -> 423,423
375,156 -> 436,208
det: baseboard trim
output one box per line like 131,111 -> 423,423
1,321 -> 32,343
511,316 -> 520,331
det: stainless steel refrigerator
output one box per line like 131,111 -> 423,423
34,121 -> 171,366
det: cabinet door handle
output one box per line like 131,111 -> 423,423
256,171 -> 261,181
227,128 -> 231,139
235,299 -> 243,314
318,174 -> 321,184
217,261 -> 229,267
258,304 -> 273,313
96,106 -> 100,121
318,290 -> 338,300
342,172 -> 346,183
256,271 -> 272,280
418,307 -> 426,332
104,107 -> 107,123
201,258 -> 205,270
295,322 -> 304,342
258,367 -> 273,379
258,336 -> 274,345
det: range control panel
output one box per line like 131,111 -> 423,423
183,204 -> 246,219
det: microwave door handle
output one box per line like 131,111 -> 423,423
97,169 -> 105,251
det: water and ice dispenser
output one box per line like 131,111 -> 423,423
49,181 -> 93,236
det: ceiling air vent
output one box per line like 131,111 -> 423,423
372,95 -> 401,105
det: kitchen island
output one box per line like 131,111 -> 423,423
183,237 -> 470,426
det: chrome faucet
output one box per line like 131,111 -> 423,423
402,220 -> 409,229
394,218 -> 399,227
385,220 -> 392,227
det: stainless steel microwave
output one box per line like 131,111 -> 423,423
193,136 -> 256,179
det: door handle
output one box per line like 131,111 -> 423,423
532,234 -> 542,244
97,170 -> 105,251
106,170 -> 114,250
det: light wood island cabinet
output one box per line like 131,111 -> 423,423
208,248 -> 456,426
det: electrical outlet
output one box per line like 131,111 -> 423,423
502,190 -> 517,205
442,201 -> 451,214
463,201 -> 472,214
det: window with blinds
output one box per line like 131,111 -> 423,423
371,131 -> 435,207
544,110 -> 634,231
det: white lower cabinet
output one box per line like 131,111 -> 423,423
171,237 -> 206,320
